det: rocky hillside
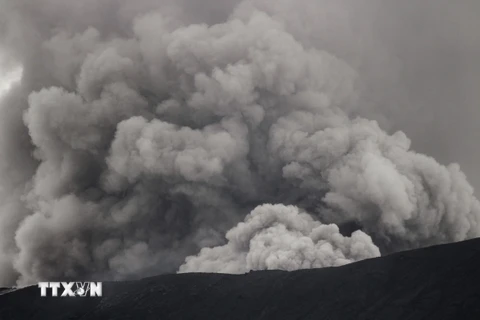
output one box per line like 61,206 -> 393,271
1,238 -> 480,319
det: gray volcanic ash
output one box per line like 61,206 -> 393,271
0,0 -> 479,286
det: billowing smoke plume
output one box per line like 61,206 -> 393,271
0,0 -> 479,286
179,204 -> 380,273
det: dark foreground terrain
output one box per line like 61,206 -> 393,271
1,239 -> 480,320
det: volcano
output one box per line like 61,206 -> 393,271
1,237 -> 479,320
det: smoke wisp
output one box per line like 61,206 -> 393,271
0,0 -> 479,286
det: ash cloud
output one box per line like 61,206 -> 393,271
0,0 -> 479,285
179,204 -> 380,273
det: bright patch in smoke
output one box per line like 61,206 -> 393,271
0,67 -> 22,98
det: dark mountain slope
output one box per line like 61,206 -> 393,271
1,238 -> 480,320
